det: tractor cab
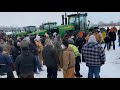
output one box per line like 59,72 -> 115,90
67,13 -> 88,32
25,26 -> 37,33
40,22 -> 59,36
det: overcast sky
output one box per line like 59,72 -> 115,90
0,12 -> 120,27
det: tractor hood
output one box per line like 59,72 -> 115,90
57,25 -> 75,31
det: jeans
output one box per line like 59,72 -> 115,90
88,66 -> 100,78
7,70 -> 14,78
47,66 -> 57,78
109,41 -> 115,50
104,43 -> 109,50
7,65 -> 14,78
35,55 -> 42,73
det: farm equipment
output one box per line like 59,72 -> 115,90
14,12 -> 90,38
16,26 -> 37,37
57,12 -> 89,37
31,22 -> 58,36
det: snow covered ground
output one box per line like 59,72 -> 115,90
1,38 -> 120,78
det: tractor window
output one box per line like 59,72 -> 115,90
25,26 -> 36,33
50,24 -> 56,28
44,25 -> 49,30
79,16 -> 87,30
44,23 -> 57,30
69,17 -> 76,24
29,27 -> 36,32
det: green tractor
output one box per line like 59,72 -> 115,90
37,13 -> 89,37
16,26 -> 37,37
38,22 -> 58,36
25,13 -> 89,38
57,12 -> 89,37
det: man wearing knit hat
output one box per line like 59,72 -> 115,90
15,40 -> 36,78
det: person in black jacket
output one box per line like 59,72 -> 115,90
117,27 -> 120,46
108,30 -> 116,50
107,27 -> 110,34
0,46 -> 14,78
10,41 -> 21,62
42,39 -> 59,78
15,40 -> 36,78
104,34 -> 110,50
75,33 -> 86,63
29,36 -> 42,74
75,34 -> 86,53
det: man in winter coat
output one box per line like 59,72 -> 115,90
68,39 -> 82,78
107,27 -> 110,34
6,40 -> 13,54
75,33 -> 86,53
108,30 -> 116,50
81,35 -> 106,78
117,27 -> 120,46
29,36 -> 42,74
42,39 -> 59,78
15,40 -> 36,78
10,41 -> 21,62
75,33 -> 86,63
104,34 -> 110,50
0,46 -> 14,78
53,34 -> 63,71
62,40 -> 75,78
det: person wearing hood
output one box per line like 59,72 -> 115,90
0,46 -> 14,78
42,39 -> 59,78
68,39 -> 82,78
23,36 -> 30,43
10,40 -> 21,62
62,40 -> 75,78
68,35 -> 75,44
53,34 -> 63,71
15,40 -> 36,78
81,35 -> 106,78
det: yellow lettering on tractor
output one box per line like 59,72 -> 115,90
60,26 -> 74,30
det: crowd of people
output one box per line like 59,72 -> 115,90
0,26 -> 119,78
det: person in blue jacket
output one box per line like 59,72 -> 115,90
0,46 -> 14,78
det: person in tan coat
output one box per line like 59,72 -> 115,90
62,40 -> 75,78
85,29 -> 101,43
85,32 -> 92,42
93,30 -> 101,44
34,37 -> 44,66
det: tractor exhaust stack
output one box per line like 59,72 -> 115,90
62,15 -> 64,25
